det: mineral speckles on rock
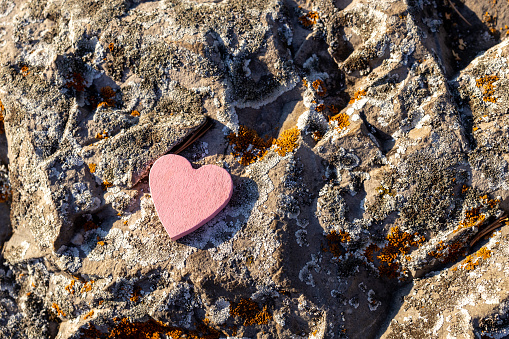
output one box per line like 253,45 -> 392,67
2,0 -> 509,338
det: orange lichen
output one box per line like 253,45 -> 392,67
131,110 -> 140,117
80,317 -> 223,339
273,127 -> 300,156
349,90 -> 366,104
455,207 -> 486,233
455,194 -> 500,233
229,298 -> 272,326
311,130 -> 322,141
329,113 -> 350,131
97,241 -> 105,246
364,243 -> 380,263
66,72 -> 86,92
482,12 -> 498,35
0,185 -> 10,203
315,103 -> 325,112
477,246 -> 492,260
88,163 -> 97,173
302,79 -> 308,88
428,240 -> 465,264
130,287 -> 141,302
457,246 -> 492,271
106,318 -> 183,339
83,310 -> 94,320
0,99 -> 4,134
99,86 -> 116,107
52,303 -> 66,317
83,220 -> 98,231
461,255 -> 479,270
81,280 -> 94,293
480,194 -> 499,208
109,42 -> 115,52
226,126 -> 273,165
299,11 -> 319,27
328,105 -> 339,115
323,230 -> 350,258
312,79 -> 327,96
476,75 -> 499,103
376,227 -> 425,278
377,185 -> 395,197
96,130 -> 109,139
21,65 -> 29,77
65,280 -> 76,294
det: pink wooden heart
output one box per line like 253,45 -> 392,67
149,154 -> 233,240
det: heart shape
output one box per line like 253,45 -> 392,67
149,154 -> 233,240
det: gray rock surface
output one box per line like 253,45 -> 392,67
1,0 -> 509,338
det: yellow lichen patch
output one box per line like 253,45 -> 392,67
299,11 -> 319,28
349,90 -> 366,104
52,303 -> 66,317
131,110 -> 140,117
312,79 -> 327,96
324,230 -> 351,257
476,74 -> 499,103
83,310 -> 94,320
0,99 -> 4,134
97,241 -> 105,246
273,127 -> 300,156
88,163 -> 97,173
230,298 -> 272,326
65,280 -> 76,294
329,113 -> 350,132
226,126 -> 273,165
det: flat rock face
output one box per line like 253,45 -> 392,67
0,0 -> 509,338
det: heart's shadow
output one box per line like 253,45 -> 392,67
175,174 -> 259,250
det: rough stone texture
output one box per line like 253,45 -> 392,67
0,0 -> 509,338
